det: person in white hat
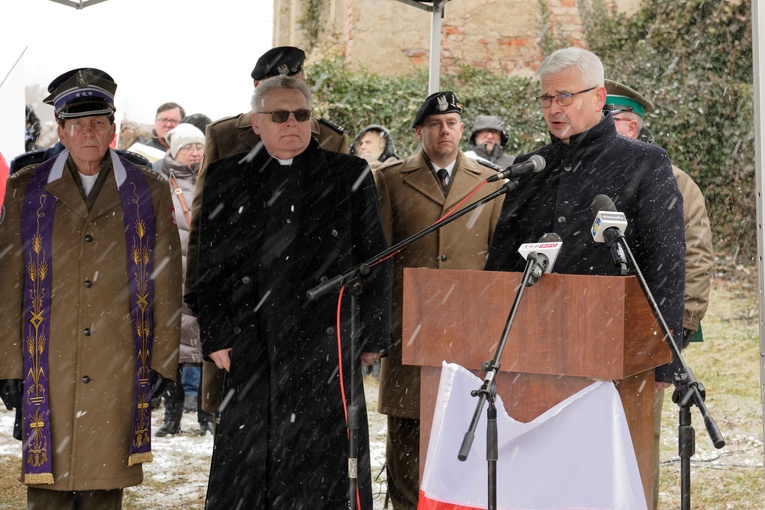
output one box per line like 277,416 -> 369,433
156,123 -> 215,438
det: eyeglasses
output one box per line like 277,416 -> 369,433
535,87 -> 597,108
257,109 -> 311,123
179,144 -> 204,153
156,117 -> 181,125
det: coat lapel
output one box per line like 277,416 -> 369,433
401,150 -> 445,207
443,156 -> 487,212
88,172 -> 124,220
45,167 -> 89,220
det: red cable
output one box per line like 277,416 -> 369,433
335,285 -> 364,509
334,176 -> 492,509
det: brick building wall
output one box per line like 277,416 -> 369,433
272,0 -> 644,77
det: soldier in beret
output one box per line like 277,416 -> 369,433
186,46 -> 350,418
374,91 -> 506,509
200,45 -> 348,167
0,68 -> 181,509
604,78 -> 714,510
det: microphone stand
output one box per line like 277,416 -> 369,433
307,178 -> 520,508
457,253 -> 546,510
612,234 -> 725,510
345,273 -> 363,510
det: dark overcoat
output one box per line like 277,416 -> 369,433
196,139 -> 392,509
485,114 -> 686,381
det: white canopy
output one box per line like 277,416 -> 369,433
47,0 -> 109,8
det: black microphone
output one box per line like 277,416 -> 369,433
486,154 -> 546,182
518,232 -> 563,285
590,195 -> 629,276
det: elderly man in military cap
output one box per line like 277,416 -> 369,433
186,46 -> 350,417
605,79 -> 714,510
604,79 -> 714,346
0,68 -> 181,510
373,91 -> 505,510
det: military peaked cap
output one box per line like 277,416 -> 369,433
604,79 -> 654,118
43,68 -> 117,120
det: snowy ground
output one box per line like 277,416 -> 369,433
0,375 -> 389,510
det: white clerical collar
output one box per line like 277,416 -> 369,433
274,157 -> 293,166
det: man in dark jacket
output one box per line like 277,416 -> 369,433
464,114 -> 515,168
485,48 -> 685,501
196,75 -> 392,509
487,47 -> 684,379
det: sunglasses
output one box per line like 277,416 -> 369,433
257,109 -> 311,123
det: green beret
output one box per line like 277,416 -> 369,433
604,79 -> 653,118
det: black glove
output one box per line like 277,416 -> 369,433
150,371 -> 172,401
0,379 -> 22,410
681,328 -> 694,350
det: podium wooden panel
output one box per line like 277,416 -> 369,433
402,268 -> 672,508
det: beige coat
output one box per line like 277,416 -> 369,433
0,153 -> 182,491
375,150 -> 504,419
674,165 -> 714,331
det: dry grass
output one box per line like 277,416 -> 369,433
0,274 -> 762,509
656,275 -> 764,509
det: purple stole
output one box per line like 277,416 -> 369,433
20,150 -> 156,484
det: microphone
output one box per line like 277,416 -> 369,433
590,195 -> 629,275
487,154 -> 546,182
518,232 -> 563,285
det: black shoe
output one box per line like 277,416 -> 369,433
155,421 -> 180,437
183,394 -> 197,413
199,421 -> 214,436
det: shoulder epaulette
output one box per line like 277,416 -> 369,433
10,150 -> 46,174
318,117 -> 345,135
210,114 -> 241,127
116,150 -> 151,168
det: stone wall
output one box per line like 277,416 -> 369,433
272,0 -> 644,77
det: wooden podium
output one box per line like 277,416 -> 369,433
402,268 -> 671,508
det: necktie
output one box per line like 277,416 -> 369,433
437,168 -> 449,190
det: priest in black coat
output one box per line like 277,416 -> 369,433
196,75 -> 392,509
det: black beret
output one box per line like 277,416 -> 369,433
412,91 -> 462,129
251,46 -> 306,80
43,68 -> 117,119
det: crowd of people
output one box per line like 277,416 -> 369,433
0,44 -> 713,510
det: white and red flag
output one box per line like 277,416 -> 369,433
0,151 -> 9,209
418,363 -> 647,510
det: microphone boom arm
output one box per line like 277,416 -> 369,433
307,179 -> 520,300
614,234 -> 725,449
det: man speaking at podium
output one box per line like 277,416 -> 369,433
485,47 -> 685,392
